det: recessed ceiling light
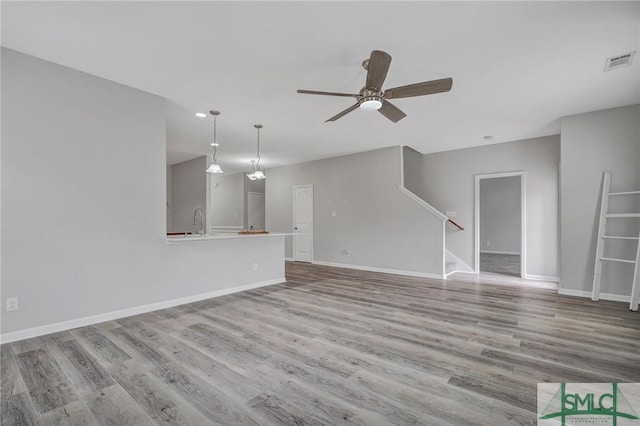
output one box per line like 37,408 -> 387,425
195,112 -> 207,118
483,135 -> 494,141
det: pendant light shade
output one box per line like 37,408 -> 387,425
206,163 -> 223,174
206,110 -> 224,174
247,160 -> 257,180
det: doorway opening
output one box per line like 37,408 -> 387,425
474,172 -> 525,278
247,192 -> 265,230
293,185 -> 313,263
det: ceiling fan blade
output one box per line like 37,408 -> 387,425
385,78 -> 453,99
297,89 -> 359,98
378,100 -> 407,123
365,50 -> 392,91
325,103 -> 360,122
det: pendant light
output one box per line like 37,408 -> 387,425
206,110 -> 224,174
247,160 -> 257,181
246,124 -> 266,180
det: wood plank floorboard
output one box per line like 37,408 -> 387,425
1,261 -> 639,425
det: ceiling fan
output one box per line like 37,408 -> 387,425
297,50 -> 453,123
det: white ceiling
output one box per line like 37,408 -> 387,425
3,2 -> 639,173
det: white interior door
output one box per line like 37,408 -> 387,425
293,185 -> 313,263
247,192 -> 265,230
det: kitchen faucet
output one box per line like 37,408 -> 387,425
193,206 -> 204,236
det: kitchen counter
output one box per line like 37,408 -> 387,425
166,232 -> 292,244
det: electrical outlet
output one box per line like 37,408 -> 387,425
6,297 -> 19,312
486,241 -> 491,246
253,262 -> 258,271
331,211 -> 337,217
446,211 -> 457,218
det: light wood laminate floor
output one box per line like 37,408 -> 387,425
2,262 -> 639,425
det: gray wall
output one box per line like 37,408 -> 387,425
170,156 -> 207,233
560,104 -> 640,296
166,165 -> 172,230
417,136 -> 560,279
479,176 -> 521,254
402,146 -> 425,196
1,49 -> 284,336
266,147 -> 444,275
209,172 -> 244,227
244,176 -> 265,229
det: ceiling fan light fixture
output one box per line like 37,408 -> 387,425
297,50 -> 452,123
252,170 -> 266,179
360,97 -> 383,111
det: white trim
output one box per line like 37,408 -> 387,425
399,145 -> 404,188
480,250 -> 521,255
0,278 -> 286,344
397,185 -> 448,221
524,274 -> 560,283
312,260 -> 445,280
284,257 -> 294,262
558,287 -> 630,303
442,222 -> 446,278
292,184 -> 314,263
474,171 -> 526,278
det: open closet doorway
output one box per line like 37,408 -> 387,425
474,172 -> 525,278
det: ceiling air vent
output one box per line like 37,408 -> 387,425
603,51 -> 635,72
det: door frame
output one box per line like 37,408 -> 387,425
247,191 -> 265,230
292,184 -> 314,262
474,171 -> 526,277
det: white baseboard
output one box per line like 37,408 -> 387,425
284,257 -> 294,262
558,287 -> 630,303
524,274 -> 560,283
312,260 -> 444,280
480,250 -> 521,255
0,277 -> 286,344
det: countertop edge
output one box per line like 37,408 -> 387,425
166,232 -> 293,244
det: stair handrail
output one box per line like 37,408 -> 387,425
447,218 -> 464,231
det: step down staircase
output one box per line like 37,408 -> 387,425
592,172 -> 640,311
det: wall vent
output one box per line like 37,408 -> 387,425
603,51 -> 635,72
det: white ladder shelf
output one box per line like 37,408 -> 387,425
592,172 -> 640,311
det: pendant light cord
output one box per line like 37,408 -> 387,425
212,116 -> 218,161
255,126 -> 261,170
